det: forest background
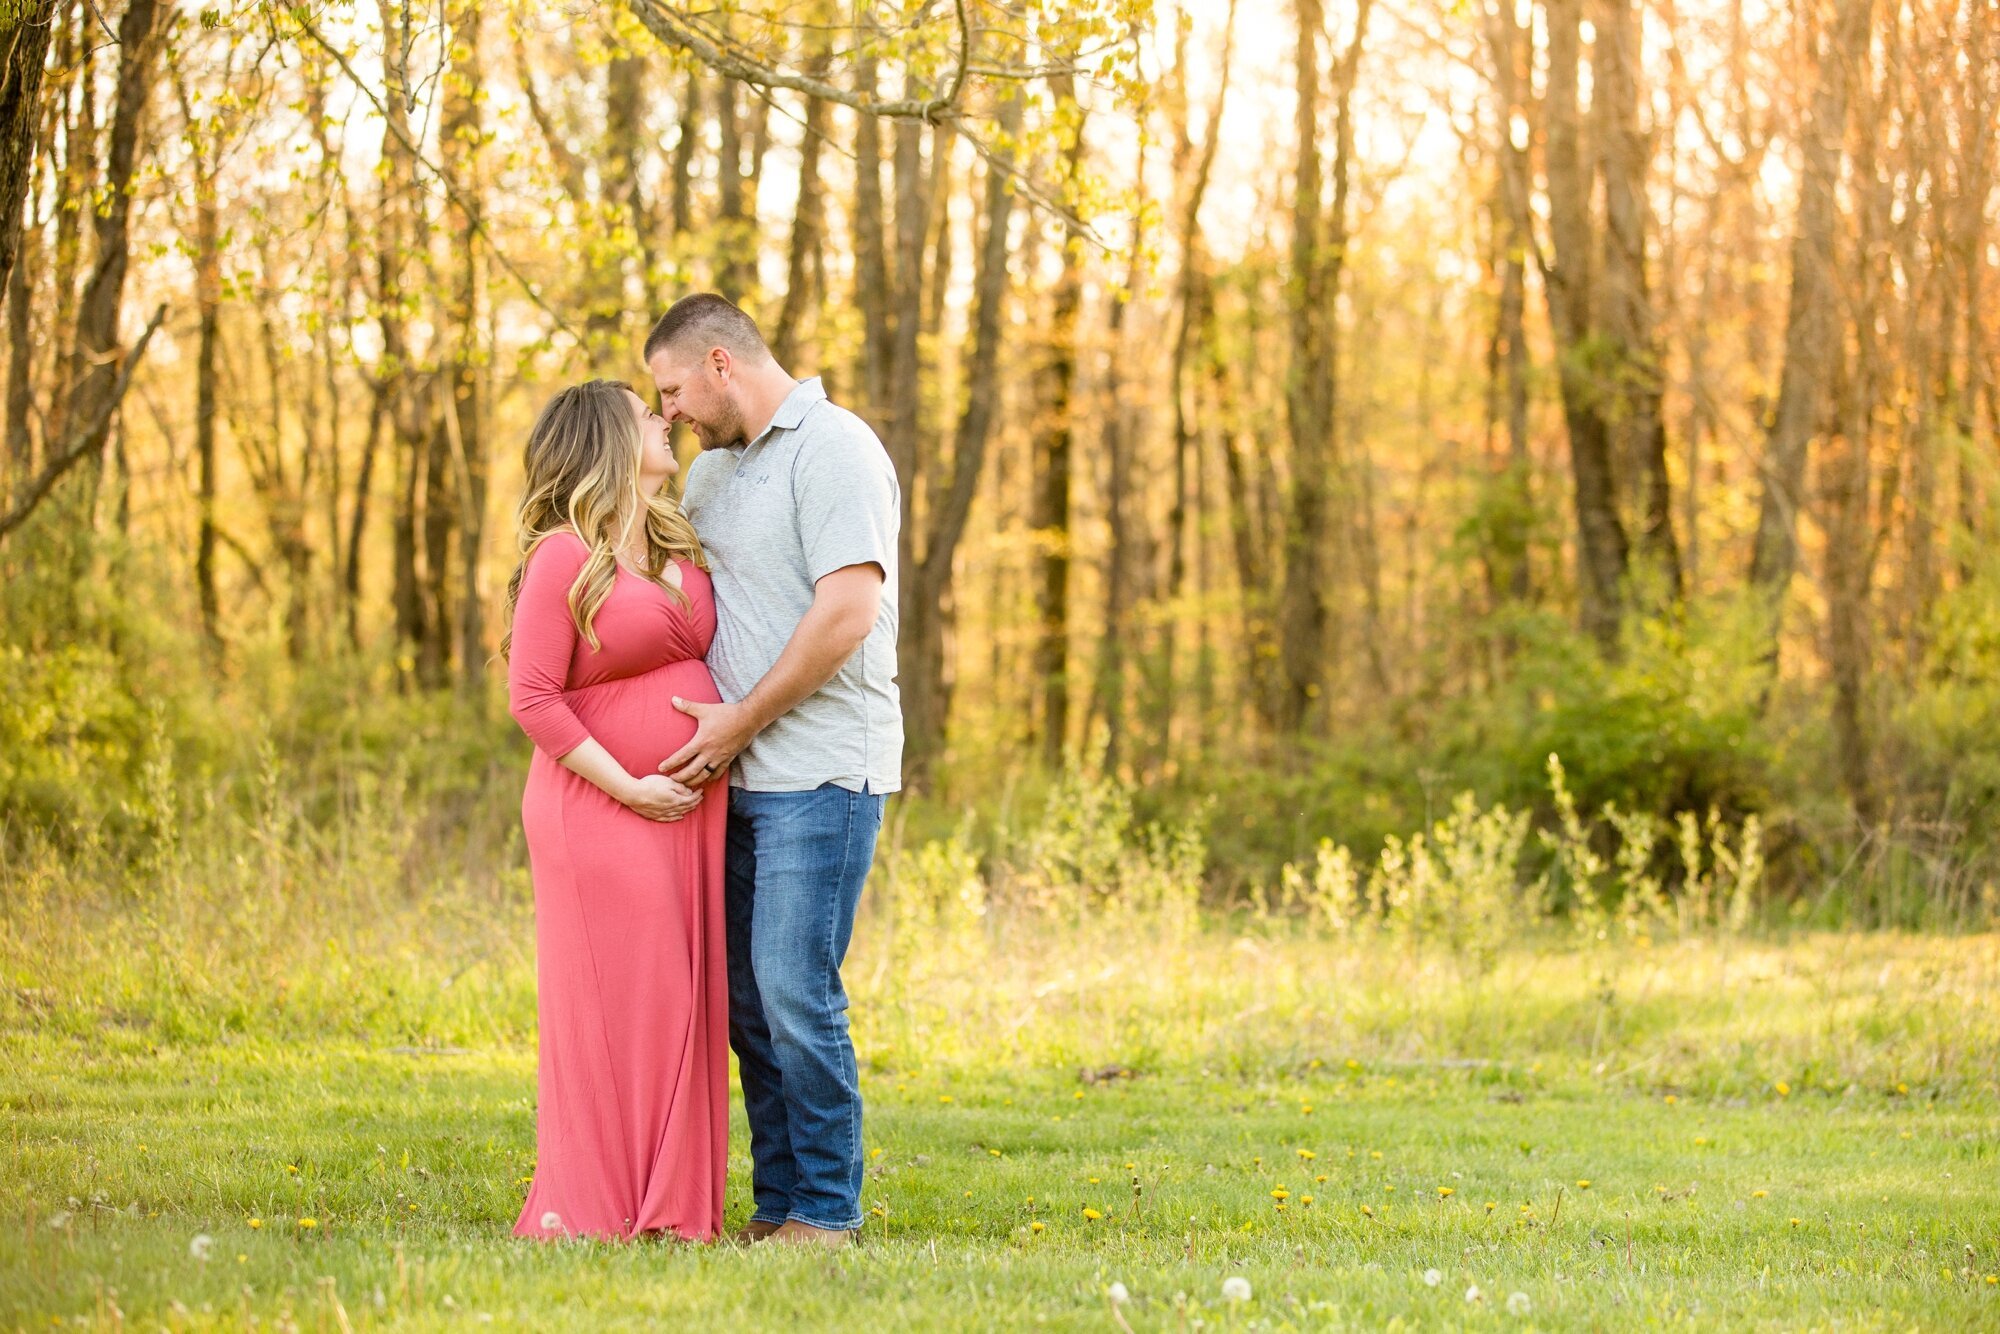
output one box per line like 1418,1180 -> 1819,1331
3,0 -> 1997,927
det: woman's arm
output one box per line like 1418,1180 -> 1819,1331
507,535 -> 701,822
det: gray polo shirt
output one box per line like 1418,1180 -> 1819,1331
681,377 -> 903,794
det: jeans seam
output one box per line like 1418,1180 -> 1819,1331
831,788 -> 859,1209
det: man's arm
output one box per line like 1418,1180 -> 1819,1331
660,562 -> 884,785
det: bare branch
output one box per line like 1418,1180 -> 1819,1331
0,304 -> 166,543
624,0 -> 971,123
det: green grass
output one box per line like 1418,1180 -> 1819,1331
5,963 -> 1998,1331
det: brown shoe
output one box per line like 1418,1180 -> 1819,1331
768,1219 -> 855,1249
730,1219 -> 782,1244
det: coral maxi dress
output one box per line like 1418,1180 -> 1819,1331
505,530 -> 727,1241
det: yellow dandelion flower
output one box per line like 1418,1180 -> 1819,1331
939,1095 -> 953,1103
989,1149 -> 1001,1157
964,1191 -> 973,1198
1438,1187 -> 1455,1198
1073,1091 -> 1085,1100
1315,1174 -> 1328,1183
1302,1104 -> 1315,1115
285,1165 -> 299,1175
1694,1136 -> 1709,1146
1485,1201 -> 1496,1212
1083,1208 -> 1103,1220
1895,1083 -> 1909,1095
1271,1188 -> 1290,1200
1301,1195 -> 1314,1205
1345,1059 -> 1361,1071
1369,1150 -> 1383,1160
1360,1204 -> 1374,1217
1985,1275 -> 1997,1286
1774,1082 -> 1791,1098
1384,1184 -> 1396,1194
1900,1131 -> 1913,1139
1029,1221 -> 1045,1233
1124,1162 -> 1135,1169
1576,1180 -> 1591,1189
1298,1149 -> 1317,1160
297,1218 -> 317,1229
1088,1177 -> 1101,1184
1752,1190 -> 1768,1199
247,1218 -> 263,1229
1789,1217 -> 1802,1227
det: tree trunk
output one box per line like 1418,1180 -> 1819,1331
47,0 -> 160,514
378,0 -> 429,682
887,85 -> 928,636
193,157 -> 221,649
1277,0 -> 1329,732
1157,0 -> 1238,767
716,79 -> 751,301
1031,76 -> 1086,768
0,0 -> 58,297
1540,0 -> 1628,648
771,50 -> 830,368
1595,0 -> 1681,595
852,55 -> 892,424
1749,0 -> 1873,608
1824,164 -> 1883,825
903,94 -> 1022,785
446,0 -> 487,692
669,69 -> 699,238
1277,0 -> 1372,730
6,213 -> 33,482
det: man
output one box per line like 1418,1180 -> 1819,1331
647,293 -> 902,1249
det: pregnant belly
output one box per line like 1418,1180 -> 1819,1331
566,660 -> 722,777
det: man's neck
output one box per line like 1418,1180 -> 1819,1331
738,365 -> 801,445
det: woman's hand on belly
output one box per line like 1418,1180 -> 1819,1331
622,773 -> 704,822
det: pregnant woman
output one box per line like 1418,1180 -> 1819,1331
502,379 -> 727,1242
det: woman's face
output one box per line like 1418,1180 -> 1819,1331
628,389 -> 677,496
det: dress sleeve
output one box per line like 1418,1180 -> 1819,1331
507,534 -> 592,758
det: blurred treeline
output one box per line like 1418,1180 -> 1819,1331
0,0 -> 1996,927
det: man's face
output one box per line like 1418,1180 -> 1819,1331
648,344 -> 746,450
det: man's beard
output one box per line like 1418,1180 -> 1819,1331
699,403 -> 748,448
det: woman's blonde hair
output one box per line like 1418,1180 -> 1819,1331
501,379 -> 705,658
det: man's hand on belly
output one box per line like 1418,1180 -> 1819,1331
661,698 -> 757,786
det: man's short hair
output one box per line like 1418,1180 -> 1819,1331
643,293 -> 771,365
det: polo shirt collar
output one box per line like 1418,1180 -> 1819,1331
759,376 -> 826,439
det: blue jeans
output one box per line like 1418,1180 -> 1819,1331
725,782 -> 885,1231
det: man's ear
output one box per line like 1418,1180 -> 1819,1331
709,346 -> 732,384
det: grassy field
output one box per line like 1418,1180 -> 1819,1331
5,924 -> 1998,1330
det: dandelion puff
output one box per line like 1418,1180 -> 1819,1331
189,1234 -> 214,1261
540,1211 -> 563,1232
1222,1276 -> 1252,1302
1506,1291 -> 1531,1315
1465,1284 -> 1484,1303
1107,1282 -> 1130,1304
1423,1268 -> 1442,1287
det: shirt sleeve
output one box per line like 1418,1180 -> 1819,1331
506,533 -> 592,758
791,418 -> 901,584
